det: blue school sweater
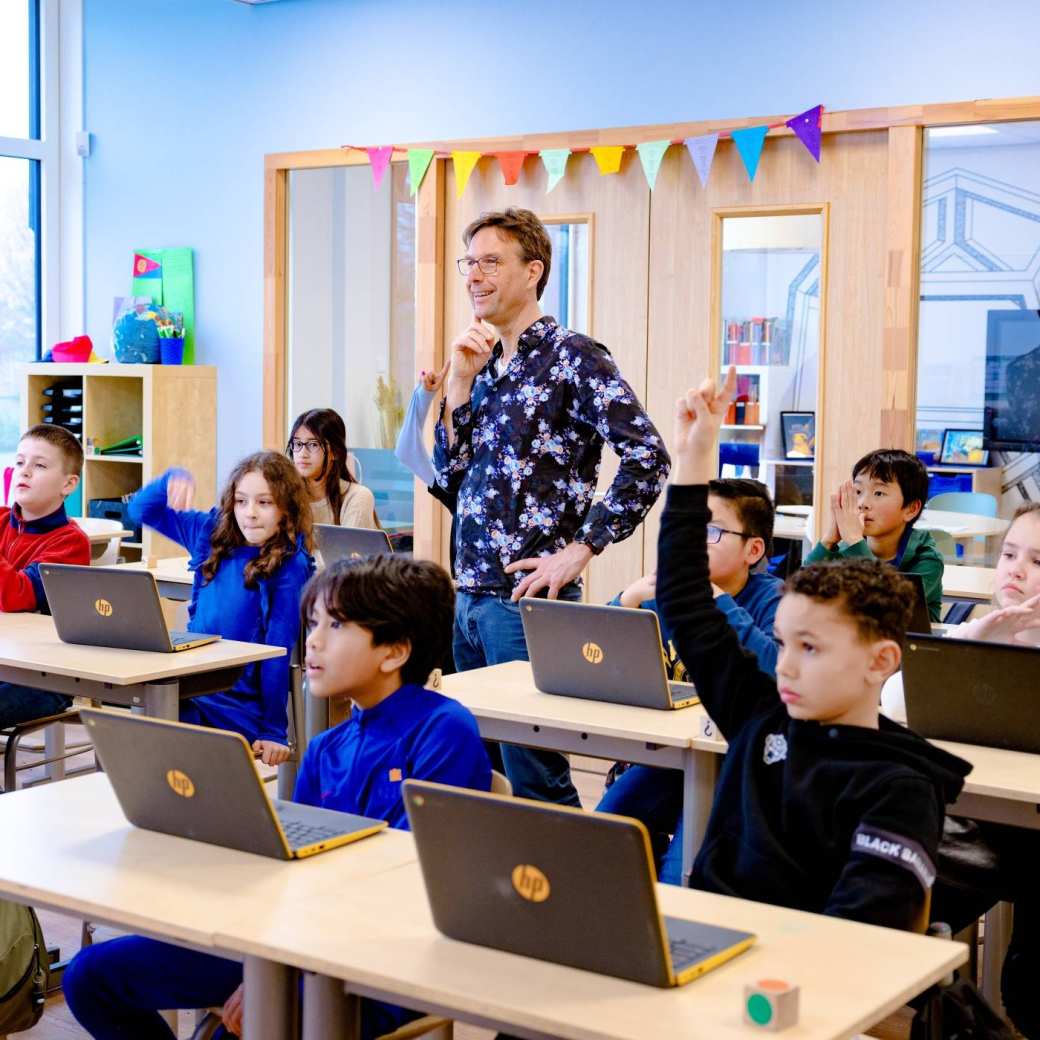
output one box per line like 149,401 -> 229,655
128,470 -> 314,744
293,683 -> 492,829
610,569 -> 783,678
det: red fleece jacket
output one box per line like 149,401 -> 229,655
0,504 -> 91,612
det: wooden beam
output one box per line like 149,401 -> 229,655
262,165 -> 287,450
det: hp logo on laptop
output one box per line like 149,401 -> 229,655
582,641 -> 604,665
94,598 -> 113,617
512,864 -> 551,903
166,769 -> 196,799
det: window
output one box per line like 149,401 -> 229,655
0,0 -> 44,474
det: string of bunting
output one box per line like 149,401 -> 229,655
345,105 -> 822,199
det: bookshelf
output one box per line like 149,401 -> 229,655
21,363 -> 217,561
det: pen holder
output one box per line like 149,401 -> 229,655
160,337 -> 185,365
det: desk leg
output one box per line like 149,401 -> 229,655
243,955 -> 295,1040
134,680 -> 180,720
680,748 -> 716,887
302,972 -> 360,1040
981,902 -> 1012,1020
44,723 -> 66,782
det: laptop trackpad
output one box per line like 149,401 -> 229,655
664,916 -> 753,970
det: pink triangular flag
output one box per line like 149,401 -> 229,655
684,133 -> 719,187
495,152 -> 527,186
786,105 -> 823,162
366,146 -> 394,189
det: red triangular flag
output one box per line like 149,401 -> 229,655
495,152 -> 527,186
786,105 -> 823,162
366,146 -> 394,189
133,253 -> 161,277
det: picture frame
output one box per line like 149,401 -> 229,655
940,429 -> 990,467
914,427 -> 945,466
780,411 -> 815,460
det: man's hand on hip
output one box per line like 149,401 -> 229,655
505,542 -> 594,602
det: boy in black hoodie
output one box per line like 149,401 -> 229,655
657,367 -> 971,931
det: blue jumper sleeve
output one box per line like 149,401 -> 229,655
714,593 -> 780,678
126,469 -> 216,555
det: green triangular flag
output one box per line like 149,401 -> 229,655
636,140 -> 670,190
407,148 -> 435,196
539,148 -> 571,193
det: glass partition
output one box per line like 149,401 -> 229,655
287,163 -> 416,538
915,121 -> 1040,516
540,218 -> 591,335
717,212 -> 823,507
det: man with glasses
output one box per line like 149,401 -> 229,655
434,207 -> 669,806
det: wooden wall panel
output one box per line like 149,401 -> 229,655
442,152 -> 652,603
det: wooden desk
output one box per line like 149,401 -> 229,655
0,612 -> 282,718
942,565 -> 996,602
441,661 -> 725,885
936,739 -> 1040,833
0,774 -> 417,1039
114,556 -> 194,601
918,509 -> 1010,541
221,859 -> 966,1040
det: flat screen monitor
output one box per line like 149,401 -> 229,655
984,309 -> 1040,452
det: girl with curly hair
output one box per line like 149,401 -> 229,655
127,452 -> 314,764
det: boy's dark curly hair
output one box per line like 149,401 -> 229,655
300,555 -> 455,686
785,559 -> 914,642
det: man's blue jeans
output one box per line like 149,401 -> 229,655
453,589 -> 582,807
63,935 -> 416,1039
596,764 -> 684,885
0,682 -> 71,728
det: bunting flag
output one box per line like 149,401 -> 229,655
590,145 -> 625,176
495,151 -> 527,186
731,125 -> 769,181
451,151 -> 482,199
786,104 -> 823,162
365,146 -> 394,190
407,148 -> 435,196
133,253 -> 161,278
539,148 -> 571,193
685,133 -> 719,187
636,140 -> 670,190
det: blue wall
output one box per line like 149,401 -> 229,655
84,0 -> 1040,477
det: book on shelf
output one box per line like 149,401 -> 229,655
96,435 -> 143,456
723,317 -> 788,366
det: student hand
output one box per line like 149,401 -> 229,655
506,542 -> 594,602
960,592 -> 1040,644
253,740 -> 291,767
446,315 -> 495,393
619,572 -> 656,608
221,983 -> 244,1036
672,366 -> 737,485
832,479 -> 864,547
166,473 -> 195,511
421,359 -> 451,393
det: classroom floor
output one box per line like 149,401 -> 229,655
11,738 -> 611,1040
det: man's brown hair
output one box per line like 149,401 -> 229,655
463,208 -> 552,300
20,423 -> 84,475
785,559 -> 914,642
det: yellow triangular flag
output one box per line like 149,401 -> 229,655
590,145 -> 625,175
452,151 -> 483,199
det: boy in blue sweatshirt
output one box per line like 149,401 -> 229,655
598,478 -> 782,883
64,555 -> 491,1040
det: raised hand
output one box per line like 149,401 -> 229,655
672,365 -> 737,485
166,472 -> 196,512
421,359 -> 451,393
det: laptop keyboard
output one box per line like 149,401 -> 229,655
667,936 -> 714,971
276,812 -> 346,850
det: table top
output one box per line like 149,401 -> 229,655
941,565 -> 996,601
0,612 -> 282,685
0,774 -> 417,952
935,739 -> 1040,804
115,556 -> 194,584
219,859 -> 964,1040
440,660 -> 722,751
918,509 -> 1010,539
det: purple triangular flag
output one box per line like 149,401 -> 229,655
731,126 -> 769,181
786,105 -> 823,162
684,133 -> 719,187
366,146 -> 394,189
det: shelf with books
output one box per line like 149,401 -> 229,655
722,317 -> 789,367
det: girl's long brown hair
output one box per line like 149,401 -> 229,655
287,409 -> 356,528
200,451 -> 313,588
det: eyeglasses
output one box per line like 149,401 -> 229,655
289,438 -> 323,456
456,256 -> 503,277
706,523 -> 749,544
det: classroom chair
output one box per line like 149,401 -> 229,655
1,704 -> 97,793
926,491 -> 999,566
71,515 -> 128,566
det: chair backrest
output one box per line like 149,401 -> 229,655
489,770 -> 513,796
928,528 -> 960,563
926,492 -> 998,517
72,516 -> 126,566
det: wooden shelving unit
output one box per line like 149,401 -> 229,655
21,363 -> 217,561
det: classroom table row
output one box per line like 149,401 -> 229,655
0,772 -> 967,1040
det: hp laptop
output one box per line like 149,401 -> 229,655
903,633 -> 1040,753
314,524 -> 394,563
81,709 -> 387,859
901,571 -> 934,635
404,780 -> 755,987
520,598 -> 698,709
39,563 -> 219,653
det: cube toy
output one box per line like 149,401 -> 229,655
743,979 -> 800,1031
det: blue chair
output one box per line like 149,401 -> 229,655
719,441 -> 760,477
925,492 -> 998,517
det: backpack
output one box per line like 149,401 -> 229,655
0,900 -> 48,1034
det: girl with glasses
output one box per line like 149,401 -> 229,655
287,408 -> 378,529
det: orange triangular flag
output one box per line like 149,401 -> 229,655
495,151 -> 527,186
452,151 -> 483,199
590,145 -> 625,175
